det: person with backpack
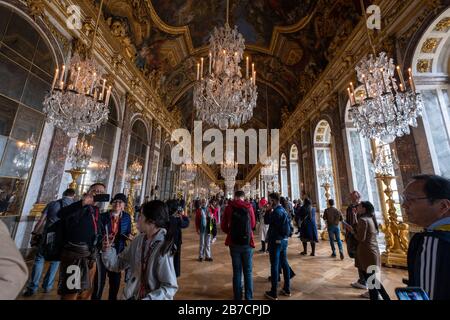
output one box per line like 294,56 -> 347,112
403,175 -> 450,300
221,190 -> 256,300
91,193 -> 132,300
195,199 -> 213,261
23,188 -> 75,297
264,192 -> 292,300
56,183 -> 107,300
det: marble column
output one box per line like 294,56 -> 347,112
112,93 -> 135,195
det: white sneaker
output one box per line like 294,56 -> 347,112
360,291 -> 370,299
351,282 -> 367,290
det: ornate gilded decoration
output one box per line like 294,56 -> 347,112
434,17 -> 450,32
421,38 -> 442,53
25,0 -> 45,21
417,59 -> 433,73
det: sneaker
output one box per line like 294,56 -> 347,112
360,291 -> 370,299
205,257 -> 213,262
22,289 -> 35,297
212,237 -> 217,244
340,252 -> 344,260
264,291 -> 278,300
198,257 -> 203,262
300,251 -> 307,255
351,282 -> 367,290
331,253 -> 337,258
280,289 -> 291,297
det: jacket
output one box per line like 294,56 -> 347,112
102,229 -> 178,300
323,207 -> 343,227
407,223 -> 450,300
354,215 -> 380,272
221,199 -> 256,248
170,214 -> 189,247
195,207 -> 214,234
0,221 -> 28,299
43,196 -> 74,227
264,204 -> 291,244
100,211 -> 132,253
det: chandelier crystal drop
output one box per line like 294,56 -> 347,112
68,135 -> 94,170
128,160 -> 143,181
348,52 -> 424,144
373,144 -> 399,177
180,162 -> 197,183
220,158 -> 238,181
193,2 -> 257,130
317,167 -> 333,187
13,134 -> 37,178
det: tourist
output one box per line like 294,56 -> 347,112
403,175 -> 450,300
169,203 -> 190,277
299,198 -> 318,256
323,199 -> 344,260
346,191 -> 367,290
195,199 -> 213,261
344,201 -> 389,300
258,197 -> 269,253
209,198 -> 219,242
102,200 -> 178,300
92,193 -> 132,300
264,193 -> 292,300
23,188 -> 75,297
221,190 -> 256,300
57,183 -> 106,300
0,220 -> 28,299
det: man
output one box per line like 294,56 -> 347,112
23,188 -> 75,297
92,193 -> 132,300
0,220 -> 28,299
221,190 -> 256,300
346,190 -> 366,290
57,183 -> 106,300
264,192 -> 292,300
195,199 -> 213,261
258,197 -> 269,253
403,175 -> 450,300
323,199 -> 344,260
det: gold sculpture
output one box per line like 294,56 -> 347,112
65,168 -> 86,191
377,174 -> 409,268
126,178 -> 139,236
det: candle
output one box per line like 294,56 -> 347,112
246,56 -> 249,79
399,83 -> 404,92
347,88 -> 353,104
74,66 -> 81,91
209,52 -> 212,74
59,65 -> 65,86
223,50 -> 227,68
60,80 -> 64,90
51,68 -> 59,91
408,68 -> 416,93
396,65 -> 406,91
350,82 -> 356,97
253,71 -> 256,85
390,76 -> 397,93
105,86 -> 112,105
200,57 -> 204,79
101,79 -> 106,100
90,73 -> 97,95
252,63 -> 255,77
380,68 -> 387,93
196,63 -> 200,81
362,74 -> 369,98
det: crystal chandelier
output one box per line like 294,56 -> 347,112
243,182 -> 251,197
261,159 -> 275,184
220,158 -> 238,181
89,158 -> 110,182
347,1 -> 423,144
317,166 -> 333,187
180,162 -> 197,183
193,0 -> 257,130
13,134 -> 37,178
128,160 -> 143,181
68,136 -> 93,170
43,0 -> 110,138
373,144 -> 399,177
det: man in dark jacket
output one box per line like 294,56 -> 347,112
221,190 -> 256,300
92,193 -> 132,300
167,198 -> 190,277
264,192 -> 292,300
403,175 -> 450,300
57,183 -> 106,300
23,189 -> 75,296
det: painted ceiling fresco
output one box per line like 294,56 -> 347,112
100,0 -> 366,139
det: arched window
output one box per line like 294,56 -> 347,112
412,8 -> 450,177
126,119 -> 149,205
289,145 -> 300,200
313,120 -> 336,213
79,98 -> 119,194
0,5 -> 54,219
280,153 -> 288,197
160,144 -> 172,201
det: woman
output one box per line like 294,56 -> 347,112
258,197 -> 269,253
299,198 -> 319,256
168,204 -> 189,277
344,201 -> 389,300
101,200 -> 178,300
195,199 -> 213,261
92,193 -> 132,300
209,198 -> 219,242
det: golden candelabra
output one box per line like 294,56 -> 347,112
65,168 -> 86,191
126,178 -> 140,236
377,174 -> 409,268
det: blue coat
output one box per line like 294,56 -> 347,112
299,205 -> 318,243
264,205 -> 291,244
100,211 -> 132,253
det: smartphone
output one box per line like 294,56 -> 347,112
395,287 -> 429,300
93,194 -> 110,203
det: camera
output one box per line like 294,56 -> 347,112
93,194 -> 110,203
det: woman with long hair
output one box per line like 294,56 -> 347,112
101,200 -> 178,300
344,201 -> 390,300
299,198 -> 319,256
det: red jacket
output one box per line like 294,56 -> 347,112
221,199 -> 256,248
195,206 -> 218,232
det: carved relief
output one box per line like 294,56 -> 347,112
417,59 -> 433,73
421,38 -> 442,53
434,17 -> 450,32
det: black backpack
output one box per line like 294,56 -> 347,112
230,206 -> 251,245
40,199 -> 64,261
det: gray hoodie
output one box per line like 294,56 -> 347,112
102,228 -> 178,300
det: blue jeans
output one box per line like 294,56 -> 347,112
268,239 -> 290,294
27,252 -> 60,293
229,245 -> 253,300
328,225 -> 343,254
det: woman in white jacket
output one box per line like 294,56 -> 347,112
102,200 -> 178,300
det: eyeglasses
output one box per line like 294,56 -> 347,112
399,194 -> 429,205
112,200 -> 124,205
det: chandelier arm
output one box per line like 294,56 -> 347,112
226,0 -> 229,26
90,0 -> 105,55
359,0 -> 376,56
